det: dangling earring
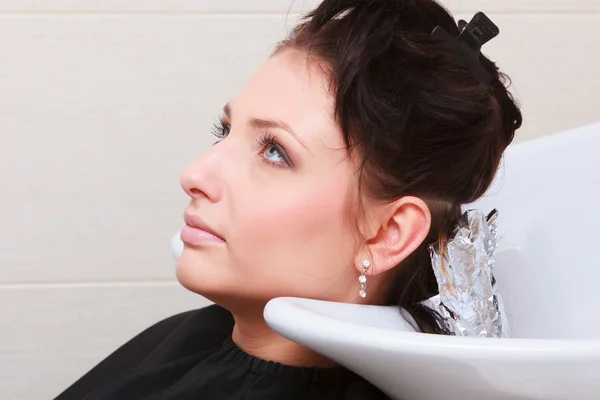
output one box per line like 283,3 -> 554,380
359,259 -> 371,298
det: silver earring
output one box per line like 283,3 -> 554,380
359,259 -> 371,298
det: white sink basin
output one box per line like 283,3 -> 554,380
173,123 -> 600,399
264,296 -> 600,400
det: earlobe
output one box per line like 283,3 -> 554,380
364,197 -> 431,276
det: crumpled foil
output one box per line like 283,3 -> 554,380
427,209 -> 510,338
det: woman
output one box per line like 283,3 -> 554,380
55,0 -> 522,399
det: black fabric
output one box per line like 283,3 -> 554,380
54,305 -> 388,400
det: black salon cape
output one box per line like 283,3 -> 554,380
54,304 -> 388,400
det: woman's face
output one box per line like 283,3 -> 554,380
177,49 -> 366,308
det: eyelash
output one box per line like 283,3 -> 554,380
210,117 -> 291,168
211,117 -> 230,141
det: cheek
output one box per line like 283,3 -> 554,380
228,175 -> 355,280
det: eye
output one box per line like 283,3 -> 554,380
262,144 -> 286,163
257,133 -> 291,168
211,117 -> 230,143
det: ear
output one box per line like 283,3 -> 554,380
357,196 -> 431,277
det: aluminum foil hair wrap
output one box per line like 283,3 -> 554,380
428,209 -> 510,338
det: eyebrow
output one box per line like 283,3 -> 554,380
223,103 -> 308,151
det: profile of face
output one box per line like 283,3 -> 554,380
177,49 -> 365,308
177,49 -> 430,311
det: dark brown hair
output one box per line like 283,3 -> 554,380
276,0 -> 522,333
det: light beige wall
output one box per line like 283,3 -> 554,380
1,1 -> 599,398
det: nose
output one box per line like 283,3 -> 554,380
180,144 -> 223,203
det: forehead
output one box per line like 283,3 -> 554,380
232,49 -> 344,154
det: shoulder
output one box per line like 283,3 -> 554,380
165,304 -> 234,348
127,303 -> 235,357
145,304 -> 233,341
54,304 -> 233,399
115,304 -> 233,351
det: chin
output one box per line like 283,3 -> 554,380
176,248 -> 217,292
176,257 -> 276,315
174,247 -> 239,304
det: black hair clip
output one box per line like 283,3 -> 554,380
431,12 -> 499,84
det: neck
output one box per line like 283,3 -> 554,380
230,306 -> 337,368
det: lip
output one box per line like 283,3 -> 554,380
182,212 -> 225,243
